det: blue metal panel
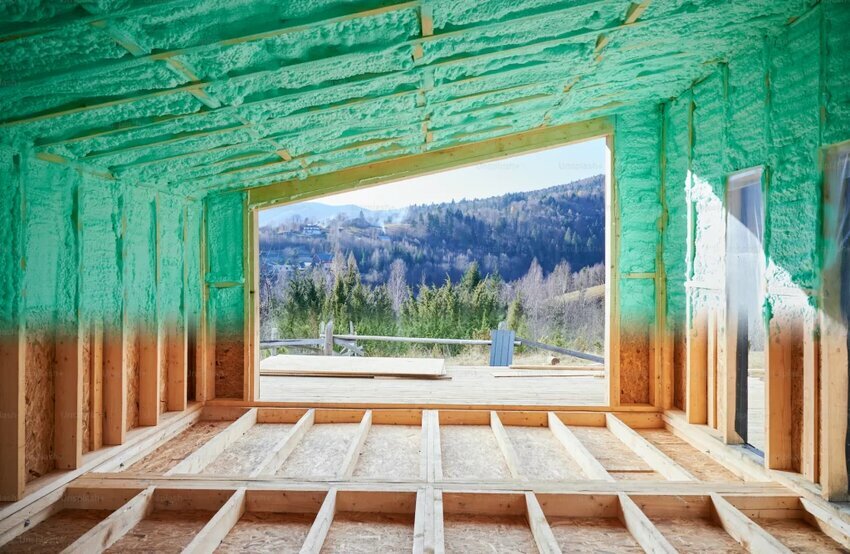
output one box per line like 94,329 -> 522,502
489,329 -> 515,366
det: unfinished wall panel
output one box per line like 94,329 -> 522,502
22,155 -> 79,481
124,186 -> 158,430
614,108 -> 663,405
206,192 -> 246,400
659,1 -> 850,496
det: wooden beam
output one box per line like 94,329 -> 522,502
337,410 -> 372,478
138,327 -> 161,427
820,145 -> 850,500
686,309 -> 708,424
63,486 -> 155,552
801,310 -> 819,483
719,301 -> 742,445
604,134 -> 620,407
490,412 -> 525,480
423,410 -> 442,482
548,412 -> 613,481
707,309 -> 717,428
251,408 -> 315,476
182,487 -> 246,554
249,118 -> 611,209
617,493 -> 677,554
166,408 -> 257,475
525,492 -> 561,554
765,311 -> 794,470
413,487 -> 443,554
663,410 -> 769,482
91,320 -> 104,451
103,323 -> 127,445
0,328 -> 25,501
624,0 -> 652,24
800,497 -> 850,549
709,493 -> 791,553
605,414 -> 697,481
54,326 -> 83,469
301,488 -> 337,554
167,319 -> 188,412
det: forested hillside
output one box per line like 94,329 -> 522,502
259,174 -> 604,286
259,175 -> 606,356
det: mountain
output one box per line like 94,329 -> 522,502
259,202 -> 405,227
260,174 -> 605,286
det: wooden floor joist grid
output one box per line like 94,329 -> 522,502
1,406 -> 849,553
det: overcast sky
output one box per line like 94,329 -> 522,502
291,137 -> 605,210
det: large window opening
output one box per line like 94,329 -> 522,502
726,167 -> 766,453
254,138 -> 609,406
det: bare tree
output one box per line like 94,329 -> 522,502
387,259 -> 409,315
516,258 -> 546,338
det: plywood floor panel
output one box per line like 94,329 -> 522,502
0,509 -> 111,553
126,421 -> 230,474
444,514 -> 537,554
441,426 -> 512,480
215,512 -> 315,553
103,510 -> 213,553
506,426 -> 585,480
652,517 -> 745,553
352,425 -> 421,480
203,424 -> 293,475
320,512 -> 414,553
548,516 -> 643,553
276,424 -> 357,479
753,518 -> 847,553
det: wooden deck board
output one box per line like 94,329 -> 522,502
259,366 -> 606,406
260,355 -> 446,378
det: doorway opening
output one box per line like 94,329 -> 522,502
726,167 -> 766,453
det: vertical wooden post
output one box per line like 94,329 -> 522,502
103,322 -> 127,446
0,329 -> 25,501
802,308 -> 819,482
765,310 -> 794,470
707,309 -> 718,429
820,307 -> 848,499
686,309 -> 708,424
718,299 -> 742,445
604,134 -> 620,407
167,318 -> 187,412
54,324 -> 83,469
138,329 -> 160,426
91,320 -> 103,451
243,206 -> 259,402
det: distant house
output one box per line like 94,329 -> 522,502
300,224 -> 326,237
313,252 -> 334,269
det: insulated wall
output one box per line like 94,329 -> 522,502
0,146 -> 200,500
660,3 -> 850,489
205,191 -> 247,400
613,108 -> 664,406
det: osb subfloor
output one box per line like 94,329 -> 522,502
0,509 -> 111,553
215,512 -> 315,553
259,366 -> 606,406
443,514 -> 537,553
548,517 -> 644,553
2,406 -> 844,553
651,517 -> 746,553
